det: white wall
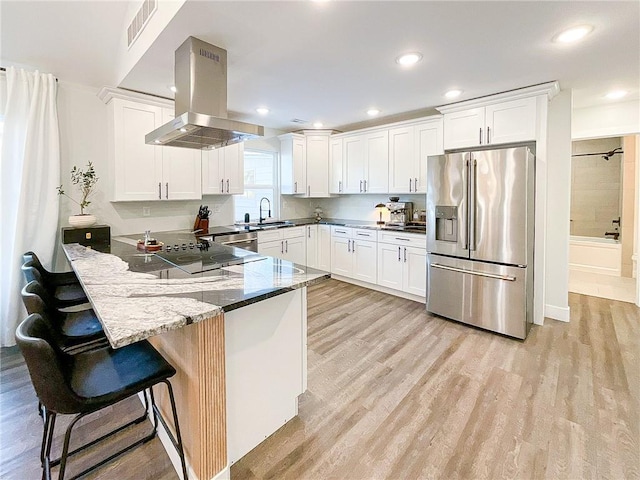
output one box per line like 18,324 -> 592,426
573,100 -> 640,140
545,90 -> 573,321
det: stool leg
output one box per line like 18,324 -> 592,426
41,409 -> 56,480
58,412 -> 87,480
164,380 -> 188,480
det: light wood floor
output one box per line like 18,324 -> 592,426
1,279 -> 638,479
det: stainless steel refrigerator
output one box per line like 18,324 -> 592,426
426,145 -> 535,339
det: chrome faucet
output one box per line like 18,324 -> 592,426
259,197 -> 271,224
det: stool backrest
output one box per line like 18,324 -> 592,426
21,260 -> 43,284
21,280 -> 56,315
15,313 -> 84,414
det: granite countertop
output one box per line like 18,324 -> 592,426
62,238 -> 330,349
235,217 -> 427,234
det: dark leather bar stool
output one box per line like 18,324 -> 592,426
16,313 -> 189,480
21,260 -> 89,309
21,280 -> 108,354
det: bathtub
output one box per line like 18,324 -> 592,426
569,235 -> 622,276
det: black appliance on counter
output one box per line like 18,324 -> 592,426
62,225 -> 110,252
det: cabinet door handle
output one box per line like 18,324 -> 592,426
404,247 -> 407,263
308,226 -> 311,238
352,240 -> 355,252
409,178 -> 412,192
165,182 -> 169,199
226,179 -> 230,193
415,177 -> 418,190
364,180 -> 367,192
347,239 -> 351,252
281,241 -> 284,254
339,180 -> 342,192
487,126 -> 491,144
398,246 -> 401,261
359,180 -> 363,193
308,185 -> 310,196
158,182 -> 161,199
479,127 -> 483,145
220,179 -> 224,193
285,240 -> 288,253
294,181 -> 297,193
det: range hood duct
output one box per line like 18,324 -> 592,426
146,36 -> 263,149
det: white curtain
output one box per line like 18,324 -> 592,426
0,67 -> 60,346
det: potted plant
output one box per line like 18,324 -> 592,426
57,162 -> 99,228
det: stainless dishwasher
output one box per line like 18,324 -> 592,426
208,231 -> 258,252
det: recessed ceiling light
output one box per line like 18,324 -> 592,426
367,108 -> 380,116
313,122 -> 324,128
605,90 -> 628,100
396,52 -> 423,66
154,140 -> 161,144
256,107 -> 269,115
553,25 -> 593,43
169,86 -> 177,93
179,128 -> 187,133
444,89 -> 462,99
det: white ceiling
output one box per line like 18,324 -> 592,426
2,1 -> 638,132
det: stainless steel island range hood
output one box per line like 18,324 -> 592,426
146,36 -> 264,149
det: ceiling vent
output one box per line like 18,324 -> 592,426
127,0 -> 157,48
290,118 -> 308,124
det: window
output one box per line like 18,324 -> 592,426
234,149 -> 278,222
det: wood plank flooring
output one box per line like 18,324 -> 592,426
1,279 -> 638,479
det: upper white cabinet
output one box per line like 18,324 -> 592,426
202,143 -> 244,195
329,138 -> 343,194
280,131 -> 331,197
102,90 -> 202,201
441,97 -> 538,150
389,117 -> 443,194
161,109 -> 202,200
342,131 -> 389,193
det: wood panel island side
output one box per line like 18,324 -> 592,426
62,236 -> 330,480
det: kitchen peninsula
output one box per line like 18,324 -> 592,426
62,233 -> 330,480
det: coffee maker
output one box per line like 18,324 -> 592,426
385,201 -> 413,226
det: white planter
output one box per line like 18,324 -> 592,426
68,214 -> 97,228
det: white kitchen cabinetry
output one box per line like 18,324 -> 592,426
329,138 -> 343,194
202,143 -> 244,195
280,131 -> 331,197
377,231 -> 427,297
105,95 -> 202,201
342,131 -> 389,194
330,227 -> 377,282
388,117 -> 443,194
442,97 -> 537,150
305,224 -> 332,270
258,227 -> 306,265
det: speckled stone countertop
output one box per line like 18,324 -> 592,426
62,237 -> 330,349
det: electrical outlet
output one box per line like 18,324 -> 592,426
213,204 -> 221,213
142,207 -> 151,216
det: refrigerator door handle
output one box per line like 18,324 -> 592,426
431,263 -> 516,282
461,157 -> 469,251
469,158 -> 477,251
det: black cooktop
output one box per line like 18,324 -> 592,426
133,232 -> 264,274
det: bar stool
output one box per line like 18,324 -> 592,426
21,280 -> 108,354
21,260 -> 89,309
15,313 -> 189,480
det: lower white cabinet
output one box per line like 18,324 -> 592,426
258,227 -> 306,265
305,224 -> 331,270
377,231 -> 427,297
330,227 -> 377,282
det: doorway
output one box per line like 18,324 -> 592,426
568,135 -> 637,303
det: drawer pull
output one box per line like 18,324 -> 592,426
394,237 -> 410,241
431,263 -> 516,282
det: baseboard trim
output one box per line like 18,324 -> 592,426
330,275 -> 426,304
544,304 -> 570,322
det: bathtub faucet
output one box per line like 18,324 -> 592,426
604,231 -> 620,241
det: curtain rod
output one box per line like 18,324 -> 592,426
0,66 -> 58,82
